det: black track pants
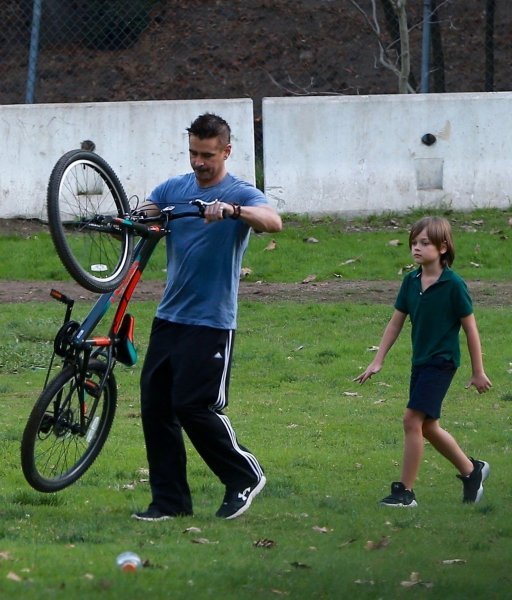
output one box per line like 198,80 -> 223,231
140,318 -> 264,515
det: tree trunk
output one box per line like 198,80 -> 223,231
380,0 -> 417,90
392,0 -> 410,94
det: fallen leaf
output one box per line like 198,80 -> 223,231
342,391 -> 359,397
354,579 -> 374,585
365,536 -> 390,550
183,527 -> 202,534
442,559 -> 466,565
0,552 -> 11,560
191,538 -> 217,544
6,572 -> 22,582
240,267 -> 252,278
341,257 -> 360,265
339,538 -> 357,548
253,538 -> 276,548
400,571 -> 433,588
304,237 -> 319,243
387,239 -> 402,246
367,345 -> 379,351
400,572 -> 421,587
312,526 -> 330,533
470,261 -> 480,267
373,399 -> 386,404
264,240 -> 277,251
301,274 -> 317,283
398,264 -> 415,275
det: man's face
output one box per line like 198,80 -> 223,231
189,135 -> 231,187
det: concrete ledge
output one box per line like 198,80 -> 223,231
263,92 -> 512,215
0,98 -> 256,219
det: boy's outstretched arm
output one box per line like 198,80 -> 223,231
354,309 -> 407,384
461,313 -> 492,394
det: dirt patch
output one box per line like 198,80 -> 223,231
1,218 -> 510,307
1,278 -> 511,308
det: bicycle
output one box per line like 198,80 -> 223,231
21,149 -> 213,493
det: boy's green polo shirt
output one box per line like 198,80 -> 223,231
394,267 -> 473,367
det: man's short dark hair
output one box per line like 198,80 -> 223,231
187,113 -> 231,145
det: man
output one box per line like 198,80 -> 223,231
132,113 -> 282,521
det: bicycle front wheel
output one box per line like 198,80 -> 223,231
47,150 -> 133,293
21,360 -> 117,492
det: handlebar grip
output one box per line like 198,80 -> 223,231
112,216 -> 163,237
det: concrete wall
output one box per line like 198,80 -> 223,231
2,92 -> 512,219
263,92 -> 512,215
0,98 -> 256,219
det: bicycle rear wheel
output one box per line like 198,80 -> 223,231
47,150 -> 133,293
21,360 -> 117,492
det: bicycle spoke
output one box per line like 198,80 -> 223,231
21,361 -> 117,492
47,150 -> 133,293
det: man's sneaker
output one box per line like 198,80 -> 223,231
457,458 -> 490,503
215,476 -> 267,519
131,506 -> 175,522
379,482 -> 418,508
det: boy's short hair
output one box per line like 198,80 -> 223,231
187,113 -> 231,145
409,216 -> 455,266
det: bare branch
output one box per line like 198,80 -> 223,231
262,69 -> 355,96
348,0 -> 415,93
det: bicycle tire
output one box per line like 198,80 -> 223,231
21,360 -> 117,492
47,150 -> 133,293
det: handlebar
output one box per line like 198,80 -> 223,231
100,199 -> 215,238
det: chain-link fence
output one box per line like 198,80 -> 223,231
2,0 -> 511,152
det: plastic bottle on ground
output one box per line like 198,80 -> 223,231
116,551 -> 143,572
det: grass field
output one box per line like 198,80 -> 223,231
1,207 -> 512,284
0,208 -> 511,598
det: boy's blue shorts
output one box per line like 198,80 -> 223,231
408,356 -> 457,420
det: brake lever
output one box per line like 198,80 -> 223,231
190,199 -> 223,217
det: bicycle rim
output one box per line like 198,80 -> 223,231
47,150 -> 133,293
21,360 -> 117,492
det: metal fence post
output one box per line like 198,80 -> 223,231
25,0 -> 44,104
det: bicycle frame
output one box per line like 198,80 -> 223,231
21,155 -> 216,492
45,205 -> 203,423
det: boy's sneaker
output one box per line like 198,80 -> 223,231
457,458 -> 490,503
215,476 -> 266,519
379,482 -> 418,508
131,506 -> 176,522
